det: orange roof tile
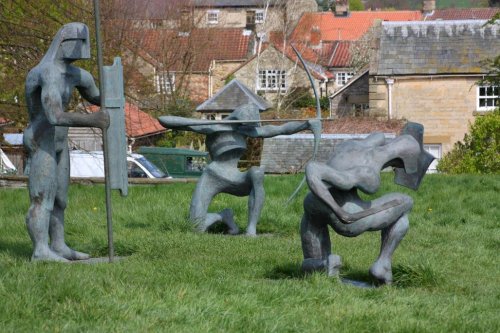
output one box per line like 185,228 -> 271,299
292,11 -> 422,42
87,103 -> 166,138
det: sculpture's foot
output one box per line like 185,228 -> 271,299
221,209 -> 239,235
50,244 -> 90,261
302,255 -> 341,277
246,225 -> 257,237
326,254 -> 342,277
369,260 -> 392,285
32,247 -> 69,262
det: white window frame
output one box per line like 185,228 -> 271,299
336,72 -> 354,86
477,85 -> 499,111
255,10 -> 265,24
207,10 -> 219,25
155,72 -> 175,95
257,69 -> 287,91
423,144 -> 442,173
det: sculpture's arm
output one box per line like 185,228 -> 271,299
306,161 -> 403,223
75,68 -> 101,106
305,162 -> 359,223
239,119 -> 320,138
158,116 -> 234,134
40,78 -> 109,129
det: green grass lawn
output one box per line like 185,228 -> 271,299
0,174 -> 499,332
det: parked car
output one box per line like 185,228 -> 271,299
137,147 -> 208,178
70,150 -> 171,179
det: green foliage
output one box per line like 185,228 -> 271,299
438,109 -> 500,174
155,130 -> 205,150
349,0 -> 365,11
284,88 -> 329,110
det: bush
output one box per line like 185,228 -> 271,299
437,109 -> 499,174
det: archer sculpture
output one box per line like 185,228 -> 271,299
24,23 -> 109,261
159,104 -> 320,236
300,122 -> 434,284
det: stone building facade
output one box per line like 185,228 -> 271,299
370,20 -> 500,158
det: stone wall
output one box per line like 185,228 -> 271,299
260,133 -> 396,173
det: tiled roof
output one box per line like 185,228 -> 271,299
373,20 -> 500,76
322,41 -> 352,67
196,79 -> 271,112
130,28 -> 252,72
425,8 -> 500,21
292,11 -> 422,42
88,103 -> 166,138
193,0 -> 279,7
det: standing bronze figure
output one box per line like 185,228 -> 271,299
24,23 -> 109,261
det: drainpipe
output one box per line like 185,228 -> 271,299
385,78 -> 394,120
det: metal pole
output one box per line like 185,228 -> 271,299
93,0 -> 114,263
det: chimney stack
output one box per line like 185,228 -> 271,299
333,0 -> 349,17
422,0 -> 436,16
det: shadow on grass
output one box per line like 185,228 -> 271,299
265,262 -> 307,280
92,240 -> 138,258
0,239 -> 32,260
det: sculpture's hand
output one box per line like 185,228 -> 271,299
307,119 -> 321,134
94,111 -> 110,129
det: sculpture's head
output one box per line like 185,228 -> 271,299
227,104 -> 261,126
43,23 -> 91,62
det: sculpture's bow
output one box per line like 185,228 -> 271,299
286,45 -> 322,204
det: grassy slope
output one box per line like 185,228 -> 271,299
0,174 -> 499,332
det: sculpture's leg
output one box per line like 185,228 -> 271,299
300,194 -> 342,276
190,172 -> 239,234
369,213 -> 410,285
246,166 -> 265,236
26,149 -> 67,262
49,147 -> 90,260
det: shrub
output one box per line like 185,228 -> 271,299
437,109 -> 499,174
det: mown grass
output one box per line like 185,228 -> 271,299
0,173 -> 499,332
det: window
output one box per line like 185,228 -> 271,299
154,72 -> 175,94
255,10 -> 265,23
336,72 -> 354,86
258,70 -> 286,91
477,85 -> 499,111
423,144 -> 442,173
246,11 -> 255,26
207,10 -> 219,25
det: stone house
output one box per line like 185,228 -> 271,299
368,19 -> 499,163
127,27 -> 253,108
191,0 -> 317,35
228,43 -> 334,106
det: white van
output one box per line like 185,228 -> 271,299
70,150 -> 171,179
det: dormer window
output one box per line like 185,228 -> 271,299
207,10 -> 219,25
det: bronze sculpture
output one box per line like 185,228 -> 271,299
24,23 -> 109,261
301,123 -> 434,284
